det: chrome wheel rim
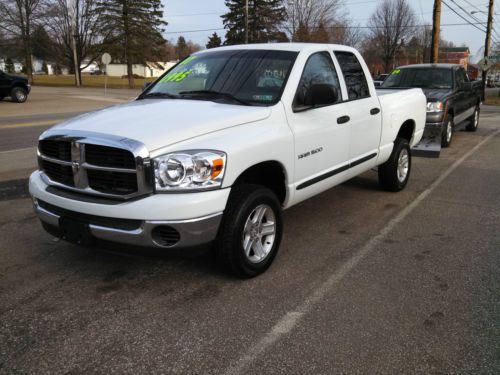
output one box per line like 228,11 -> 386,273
474,109 -> 479,128
397,148 -> 409,183
446,120 -> 453,142
16,91 -> 26,102
242,204 -> 276,264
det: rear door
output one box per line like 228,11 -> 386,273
454,67 -> 470,122
334,51 -> 382,164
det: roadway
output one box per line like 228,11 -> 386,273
0,88 -> 498,374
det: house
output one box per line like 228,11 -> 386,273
106,62 -> 176,78
438,47 -> 470,68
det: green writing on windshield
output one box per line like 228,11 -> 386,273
179,55 -> 198,65
160,70 -> 192,83
391,69 -> 401,75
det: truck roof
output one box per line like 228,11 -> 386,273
195,42 -> 357,54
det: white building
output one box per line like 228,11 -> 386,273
106,62 -> 176,78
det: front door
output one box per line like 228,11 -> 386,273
285,51 -> 350,200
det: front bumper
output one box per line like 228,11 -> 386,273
29,171 -> 229,248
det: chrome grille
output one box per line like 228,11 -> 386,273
37,131 -> 153,200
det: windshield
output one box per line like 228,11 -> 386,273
381,68 -> 453,89
143,49 -> 298,106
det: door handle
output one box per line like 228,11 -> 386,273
337,115 -> 350,124
370,108 -> 380,115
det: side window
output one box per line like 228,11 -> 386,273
335,51 -> 370,100
294,52 -> 342,108
458,68 -> 469,83
455,68 -> 465,87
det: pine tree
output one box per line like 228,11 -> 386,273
222,0 -> 286,45
5,58 -> 15,73
206,32 -> 222,49
175,36 -> 189,60
96,0 -> 167,88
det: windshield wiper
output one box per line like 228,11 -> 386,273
179,90 -> 250,106
141,92 -> 179,99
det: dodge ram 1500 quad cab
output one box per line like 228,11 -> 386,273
29,44 -> 426,277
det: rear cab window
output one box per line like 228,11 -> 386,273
334,51 -> 370,100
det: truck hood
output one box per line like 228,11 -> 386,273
51,99 -> 272,151
421,88 -> 452,102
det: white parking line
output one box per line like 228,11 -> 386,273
224,129 -> 500,375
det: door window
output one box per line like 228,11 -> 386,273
335,51 -> 370,100
293,52 -> 342,108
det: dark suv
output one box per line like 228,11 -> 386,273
380,64 -> 481,148
0,69 -> 31,103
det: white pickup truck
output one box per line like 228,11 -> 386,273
29,44 -> 426,277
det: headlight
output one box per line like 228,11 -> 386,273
154,150 -> 226,192
427,101 -> 444,112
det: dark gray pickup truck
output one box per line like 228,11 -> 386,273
0,69 -> 31,103
380,64 -> 481,154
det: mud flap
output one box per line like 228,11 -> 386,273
411,126 -> 442,158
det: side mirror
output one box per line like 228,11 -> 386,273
459,82 -> 472,91
142,81 -> 152,91
309,84 -> 339,106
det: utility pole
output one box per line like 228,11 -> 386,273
482,0 -> 494,101
431,0 -> 441,63
70,0 -> 81,86
245,0 -> 249,44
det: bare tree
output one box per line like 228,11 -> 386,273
44,0 -> 101,84
0,0 -> 45,83
284,0 -> 341,41
367,0 -> 416,72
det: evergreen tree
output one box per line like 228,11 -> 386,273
96,0 -> 167,88
31,26 -> 54,61
175,36 -> 189,60
222,0 -> 286,45
206,32 -> 222,49
5,58 -> 15,73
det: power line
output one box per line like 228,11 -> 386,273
164,22 -> 488,35
451,0 -> 487,28
442,0 -> 488,32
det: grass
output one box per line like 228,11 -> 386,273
485,91 -> 500,106
32,74 -> 154,89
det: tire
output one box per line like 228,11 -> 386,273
466,105 -> 480,132
214,184 -> 283,278
378,137 -> 411,192
10,86 -> 28,103
441,115 -> 454,148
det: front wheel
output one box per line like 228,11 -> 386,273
214,184 -> 283,278
441,115 -> 454,148
10,87 -> 28,103
378,137 -> 411,192
466,105 -> 480,132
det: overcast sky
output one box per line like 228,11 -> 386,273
161,0 -> 494,62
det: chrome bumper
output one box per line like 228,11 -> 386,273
34,199 -> 222,248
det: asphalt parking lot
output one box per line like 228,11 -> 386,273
0,88 -> 499,374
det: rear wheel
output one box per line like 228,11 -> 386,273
441,115 -> 454,148
466,105 -> 480,132
214,184 -> 283,278
378,137 -> 411,192
10,86 -> 28,103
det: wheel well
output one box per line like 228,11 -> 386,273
233,161 -> 287,205
11,83 -> 27,91
397,120 -> 415,143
